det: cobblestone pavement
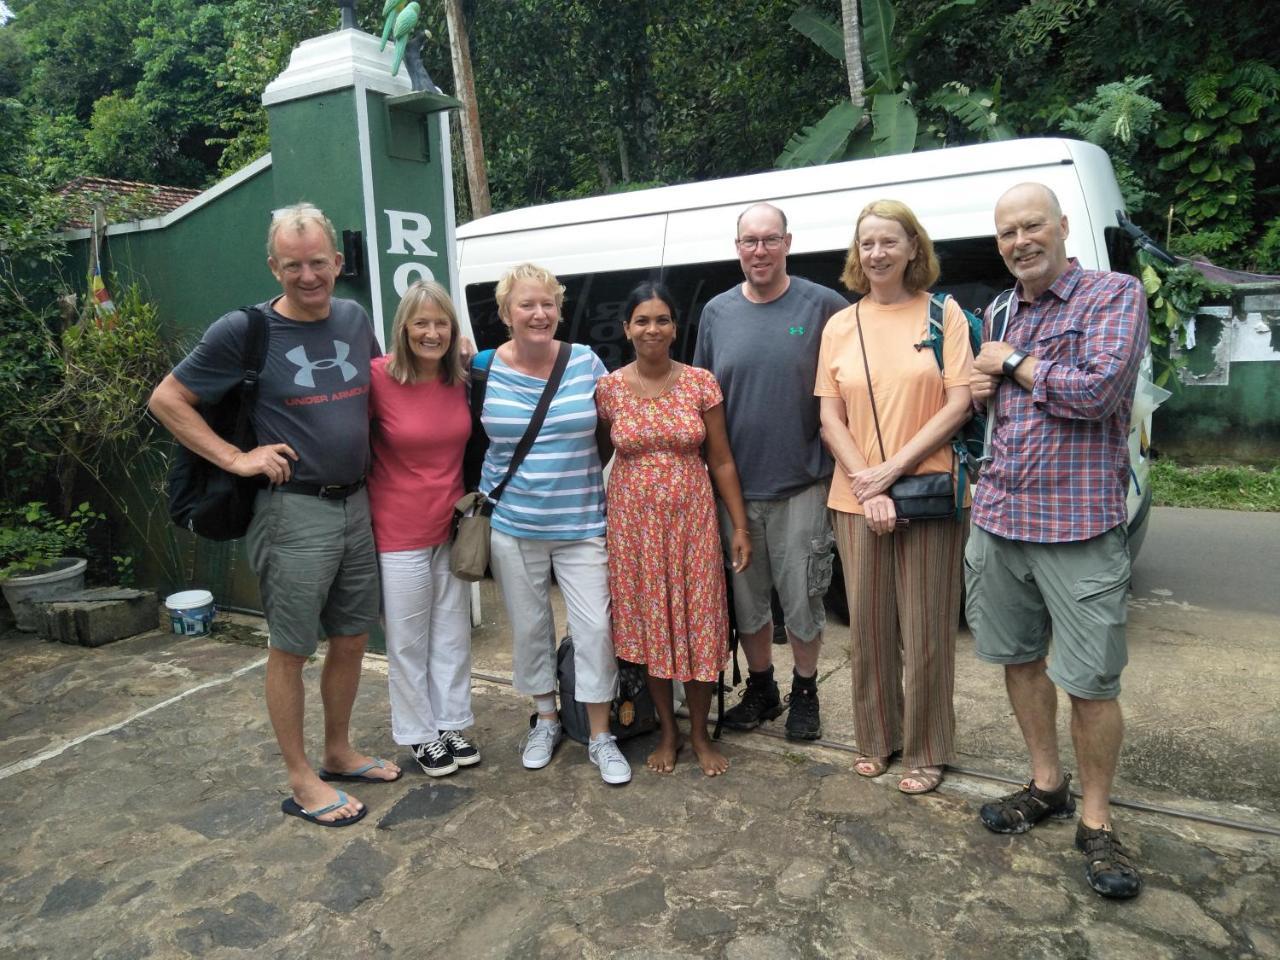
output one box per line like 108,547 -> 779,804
0,615 -> 1277,960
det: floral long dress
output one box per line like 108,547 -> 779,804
596,365 -> 729,682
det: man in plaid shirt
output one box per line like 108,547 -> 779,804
965,182 -> 1147,900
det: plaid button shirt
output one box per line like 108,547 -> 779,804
972,259 -> 1148,543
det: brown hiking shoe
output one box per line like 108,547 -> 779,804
1075,822 -> 1143,899
979,773 -> 1075,834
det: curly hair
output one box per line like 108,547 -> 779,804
495,263 -> 566,325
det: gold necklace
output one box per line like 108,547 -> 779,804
631,362 -> 676,400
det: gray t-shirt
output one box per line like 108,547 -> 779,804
693,276 -> 847,500
172,297 -> 380,486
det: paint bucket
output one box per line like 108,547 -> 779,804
165,589 -> 215,636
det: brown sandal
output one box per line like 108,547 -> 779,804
899,766 -> 944,795
854,755 -> 890,778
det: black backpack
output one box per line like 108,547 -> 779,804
166,307 -> 269,541
555,635 -> 658,745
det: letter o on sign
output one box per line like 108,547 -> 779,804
394,262 -> 434,295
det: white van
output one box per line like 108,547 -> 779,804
455,138 -> 1156,592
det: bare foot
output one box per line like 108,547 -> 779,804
321,750 -> 401,781
690,737 -> 729,777
646,732 -> 684,774
291,775 -> 364,823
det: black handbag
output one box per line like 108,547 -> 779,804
855,301 -> 955,523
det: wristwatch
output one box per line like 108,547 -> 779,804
1002,349 -> 1028,377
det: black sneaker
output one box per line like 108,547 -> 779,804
413,738 -> 459,777
720,671 -> 783,731
784,682 -> 822,741
979,773 -> 1076,834
439,729 -> 481,767
1075,822 -> 1143,899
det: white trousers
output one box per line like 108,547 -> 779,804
379,543 -> 474,745
488,530 -> 618,704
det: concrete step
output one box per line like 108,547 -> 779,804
37,587 -> 160,647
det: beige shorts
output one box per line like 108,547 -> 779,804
964,523 -> 1130,700
717,482 -> 834,643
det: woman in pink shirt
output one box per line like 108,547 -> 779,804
368,281 -> 478,778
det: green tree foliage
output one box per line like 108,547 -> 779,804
1060,75 -> 1161,210
921,0 -> 1278,270
0,97 -> 68,505
1153,53 -> 1280,263
2,0 -> 1275,260
776,0 -> 1011,169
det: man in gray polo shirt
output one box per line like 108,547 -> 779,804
149,203 -> 399,828
693,202 -> 847,740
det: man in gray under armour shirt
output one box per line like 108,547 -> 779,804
149,203 -> 400,828
693,202 -> 848,740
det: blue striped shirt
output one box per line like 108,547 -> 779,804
480,343 -> 607,540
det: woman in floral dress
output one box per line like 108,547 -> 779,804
596,282 -> 752,776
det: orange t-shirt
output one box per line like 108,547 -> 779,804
814,291 -> 974,515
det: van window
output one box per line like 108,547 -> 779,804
465,267 -> 662,368
463,235 -> 1010,367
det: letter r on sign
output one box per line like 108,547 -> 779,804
385,210 -> 438,257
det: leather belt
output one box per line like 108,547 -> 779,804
277,478 -> 366,500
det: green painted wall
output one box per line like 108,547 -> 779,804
1156,362 -> 1280,465
364,89 -> 457,342
267,91 -> 374,318
105,165 -> 278,339
1154,288 -> 1280,466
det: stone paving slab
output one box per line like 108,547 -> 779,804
1,624 -> 1278,960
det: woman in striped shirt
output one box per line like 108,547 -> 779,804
478,263 -> 631,786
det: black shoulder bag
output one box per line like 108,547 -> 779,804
166,307 -> 269,541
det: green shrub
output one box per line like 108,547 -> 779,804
0,501 -> 103,579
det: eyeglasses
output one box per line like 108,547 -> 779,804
735,235 -> 786,251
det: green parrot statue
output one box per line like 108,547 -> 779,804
380,0 -> 422,77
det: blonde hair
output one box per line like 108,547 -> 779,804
494,263 -> 565,326
267,203 -> 338,260
386,280 -> 465,386
840,199 -> 940,294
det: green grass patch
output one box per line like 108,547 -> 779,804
1150,461 -> 1280,511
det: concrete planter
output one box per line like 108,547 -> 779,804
1,558 -> 88,632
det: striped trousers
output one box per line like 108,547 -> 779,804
832,509 -> 966,769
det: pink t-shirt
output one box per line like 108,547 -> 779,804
367,355 -> 470,553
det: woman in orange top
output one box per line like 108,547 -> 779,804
815,199 -> 974,795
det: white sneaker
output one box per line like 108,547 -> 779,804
588,734 -> 632,785
521,719 -> 562,770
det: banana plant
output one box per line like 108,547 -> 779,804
778,0 -> 1009,168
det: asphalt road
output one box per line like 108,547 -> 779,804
1130,506 -> 1280,617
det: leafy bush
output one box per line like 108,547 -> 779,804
1153,54 -> 1279,269
0,501 -> 103,579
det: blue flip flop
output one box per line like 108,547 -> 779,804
281,790 -> 367,828
318,758 -> 403,783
